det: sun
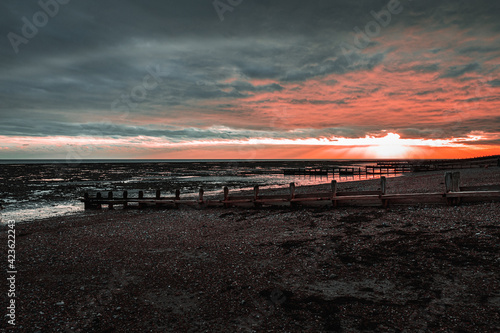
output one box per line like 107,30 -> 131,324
369,133 -> 411,159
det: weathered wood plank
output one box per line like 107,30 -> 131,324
381,192 -> 445,199
460,185 -> 500,191
445,191 -> 500,198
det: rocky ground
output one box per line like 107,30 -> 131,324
2,168 -> 499,332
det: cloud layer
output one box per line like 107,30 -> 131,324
1,0 -> 499,158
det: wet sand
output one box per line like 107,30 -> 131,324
3,168 -> 500,332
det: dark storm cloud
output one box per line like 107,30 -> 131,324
411,64 -> 441,74
414,88 -> 444,96
458,46 -> 500,54
397,128 -> 447,139
0,118 -> 370,142
0,0 -> 499,142
290,99 -> 349,105
439,63 -> 481,78
461,139 -> 500,146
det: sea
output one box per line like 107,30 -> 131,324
0,159 -> 405,223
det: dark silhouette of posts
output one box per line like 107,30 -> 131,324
223,186 -> 229,208
156,190 -> 161,208
331,180 -> 337,207
254,185 -> 261,208
96,192 -> 102,209
123,191 -> 128,209
380,177 -> 388,208
138,191 -> 145,209
290,182 -> 296,207
108,191 -> 114,210
175,189 -> 180,208
199,188 -> 204,205
84,193 -> 90,210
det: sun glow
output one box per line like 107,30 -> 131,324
1,132 -> 495,160
367,133 -> 411,158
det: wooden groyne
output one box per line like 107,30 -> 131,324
81,172 -> 500,210
283,157 -> 499,176
283,166 -> 408,176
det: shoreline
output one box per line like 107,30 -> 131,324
2,162 -> 498,223
3,167 -> 500,331
40,167 -> 500,220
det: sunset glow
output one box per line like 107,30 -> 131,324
2,131 -> 498,160
1,1 -> 499,160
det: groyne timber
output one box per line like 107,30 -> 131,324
283,155 -> 500,176
82,171 -> 500,210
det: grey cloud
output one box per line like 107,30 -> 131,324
397,128 -> 449,139
290,99 -> 348,105
227,81 -> 284,93
460,139 -> 500,146
0,118 -> 372,142
282,52 -> 386,82
458,46 -> 500,54
414,88 -> 444,96
440,62 -> 481,78
411,64 -> 440,73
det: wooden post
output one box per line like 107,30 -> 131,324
452,171 -> 460,192
223,186 -> 229,208
452,171 -> 461,205
96,192 -> 102,210
290,182 -> 296,207
380,176 -> 388,208
445,172 -> 453,205
123,191 -> 128,209
331,180 -> 337,208
138,191 -> 145,209
199,188 -> 204,205
289,182 -> 296,199
254,185 -> 261,208
156,190 -> 161,208
445,172 -> 453,193
108,191 -> 114,210
84,192 -> 90,210
175,189 -> 180,208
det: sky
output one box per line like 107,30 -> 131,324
1,0 -> 499,160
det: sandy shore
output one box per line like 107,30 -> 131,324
2,168 -> 500,332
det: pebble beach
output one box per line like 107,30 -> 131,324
3,168 -> 500,332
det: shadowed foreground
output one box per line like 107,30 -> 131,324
6,203 -> 499,332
